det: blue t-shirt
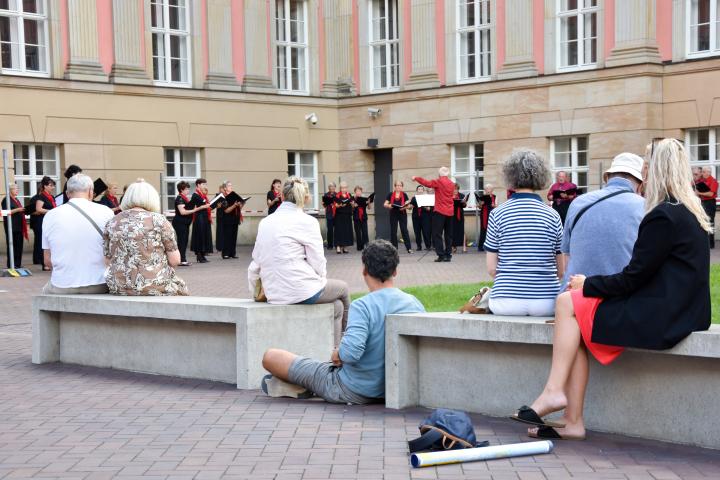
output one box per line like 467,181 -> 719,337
561,177 -> 645,290
483,193 -> 563,299
338,288 -> 425,398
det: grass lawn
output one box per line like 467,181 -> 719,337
352,264 -> 720,324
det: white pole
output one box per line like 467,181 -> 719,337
3,149 -> 16,270
410,440 -> 554,468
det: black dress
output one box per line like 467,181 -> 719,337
215,197 -> 226,253
98,194 -> 120,214
387,192 -> 412,252
2,196 -> 25,268
220,200 -> 241,258
352,195 -> 370,251
451,195 -> 467,247
478,194 -> 496,251
172,195 -> 192,263
333,193 -> 354,248
190,192 -> 213,255
584,201 -> 711,350
29,193 -> 54,265
322,192 -> 336,249
267,190 -> 281,215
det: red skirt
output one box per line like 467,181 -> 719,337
571,289 -> 625,365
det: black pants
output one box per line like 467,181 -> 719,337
432,212 -> 453,258
411,215 -> 427,250
390,211 -> 412,252
3,227 -> 23,268
221,222 -> 239,257
31,224 -> 43,265
173,222 -> 190,263
354,218 -> 369,251
703,201 -> 716,248
325,213 -> 335,249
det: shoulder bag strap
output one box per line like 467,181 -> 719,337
567,190 -> 633,237
66,201 -> 104,237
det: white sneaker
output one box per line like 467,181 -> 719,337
261,375 -> 313,399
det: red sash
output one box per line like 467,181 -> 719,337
105,193 -> 119,208
11,196 -> 28,240
194,189 -> 212,223
454,193 -> 462,220
355,195 -> 365,221
337,192 -> 350,212
393,191 -> 404,205
325,192 -> 336,217
180,193 -> 190,204
42,191 -> 56,209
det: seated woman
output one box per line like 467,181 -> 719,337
511,138 -> 711,440
104,179 -> 189,296
248,177 -> 350,346
484,149 -> 564,317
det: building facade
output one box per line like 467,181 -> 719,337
1,0 -> 719,244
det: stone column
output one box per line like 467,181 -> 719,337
205,0 -> 241,89
64,0 -> 108,81
110,0 -> 151,85
242,0 -> 275,92
321,0 -> 355,96
605,0 -> 661,66
405,0 -> 441,89
498,0 -> 538,79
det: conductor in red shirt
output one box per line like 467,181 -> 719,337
697,166 -> 718,248
413,167 -> 456,262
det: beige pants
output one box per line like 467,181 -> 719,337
314,278 -> 350,346
42,282 -> 109,295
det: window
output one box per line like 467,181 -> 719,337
687,0 -> 720,57
556,0 -> 598,70
551,137 -> 589,192
287,151 -> 318,209
686,128 -> 720,175
164,148 -> 200,211
151,0 -> 191,86
275,0 -> 308,93
369,0 -> 399,92
13,143 -> 59,204
451,143 -> 484,208
0,0 -> 49,75
457,0 -> 492,82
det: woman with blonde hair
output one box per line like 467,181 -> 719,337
104,179 -> 188,296
248,177 -> 350,346
511,138 -> 711,440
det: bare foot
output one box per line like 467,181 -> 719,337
528,418 -> 586,440
529,390 -> 568,418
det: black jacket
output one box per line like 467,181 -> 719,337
584,201 -> 711,350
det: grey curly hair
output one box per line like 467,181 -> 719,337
502,149 -> 551,191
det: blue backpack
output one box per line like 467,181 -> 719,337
407,409 -> 489,453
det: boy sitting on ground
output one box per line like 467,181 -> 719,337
261,239 -> 425,404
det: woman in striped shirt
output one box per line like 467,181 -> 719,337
483,149 -> 564,317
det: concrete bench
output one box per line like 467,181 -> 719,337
32,295 -> 334,389
385,313 -> 720,449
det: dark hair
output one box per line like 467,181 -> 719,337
361,239 -> 399,282
271,178 -> 282,189
177,181 -> 191,193
195,178 -> 207,186
64,164 -> 82,179
40,176 -> 56,188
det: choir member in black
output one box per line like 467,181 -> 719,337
351,186 -> 371,251
30,176 -> 56,270
190,178 -> 213,263
333,182 -> 354,254
451,183 -> 467,253
476,183 -> 497,251
218,181 -> 244,259
215,184 -> 226,254
321,182 -> 337,250
266,179 -> 282,215
2,183 -> 27,269
98,182 -> 121,214
384,180 -> 413,254
172,181 -> 205,266
410,185 -> 432,251
61,164 -> 82,204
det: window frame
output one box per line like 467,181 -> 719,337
550,136 -> 590,193
163,148 -> 201,212
274,0 -> 310,95
555,0 -> 599,73
12,143 -> 59,205
287,151 -> 318,210
455,0 -> 493,84
451,143 -> 485,208
686,0 -> 720,58
150,0 -> 192,88
686,127 -> 720,175
368,0 -> 400,93
0,0 -> 50,77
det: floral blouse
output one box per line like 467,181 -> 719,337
103,209 -> 189,296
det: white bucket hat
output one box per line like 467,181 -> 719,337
605,152 -> 644,182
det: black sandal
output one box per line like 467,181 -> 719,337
528,425 -> 585,441
510,405 -> 566,428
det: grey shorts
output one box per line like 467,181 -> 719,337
287,357 -> 375,405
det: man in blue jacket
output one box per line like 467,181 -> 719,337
261,239 -> 425,404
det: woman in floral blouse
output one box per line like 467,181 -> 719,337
104,179 -> 189,296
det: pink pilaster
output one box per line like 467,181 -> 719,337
532,0 -> 544,74
656,0 -> 672,61
496,0 -> 505,73
232,0 -> 245,82
435,0 -> 445,85
352,0 -> 360,90
318,0 -> 325,85
96,0 -> 113,74
402,0 -> 411,81
201,0 -> 209,78
605,0 -> 615,59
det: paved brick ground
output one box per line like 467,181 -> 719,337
2,249 -> 720,479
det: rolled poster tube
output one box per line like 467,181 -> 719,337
410,440 -> 554,468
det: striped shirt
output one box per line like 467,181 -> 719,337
484,193 -> 563,299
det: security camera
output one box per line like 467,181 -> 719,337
368,107 -> 382,118
305,113 -> 318,125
